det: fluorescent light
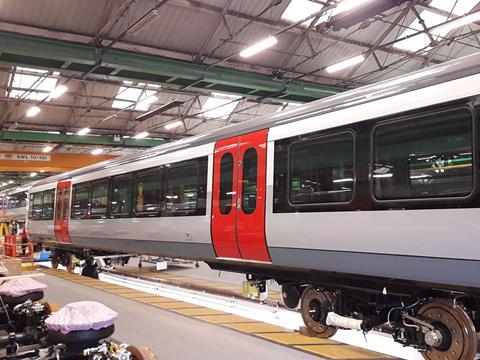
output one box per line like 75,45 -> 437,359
77,127 -> 91,135
281,0 -> 324,26
91,148 -> 103,155
435,11 -> 480,33
42,145 -> 53,153
127,10 -> 158,36
133,131 -> 149,139
40,170 -> 45,173
30,172 -> 37,177
325,55 -> 365,73
8,180 -> 14,184
26,106 -> 41,117
1,183 -> 6,186
240,36 -> 278,58
373,173 -> 393,178
336,0 -> 372,13
49,85 -> 68,99
164,121 -> 183,130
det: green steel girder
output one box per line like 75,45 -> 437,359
0,32 -> 344,102
0,130 -> 168,148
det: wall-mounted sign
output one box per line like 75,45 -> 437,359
0,153 -> 51,161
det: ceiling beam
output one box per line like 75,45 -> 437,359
0,130 -> 168,148
0,32 -> 344,103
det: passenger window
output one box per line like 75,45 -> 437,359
135,169 -> 162,216
219,153 -> 234,215
109,175 -> 132,217
41,190 -> 55,220
28,195 -> 34,219
91,181 -> 108,218
241,148 -> 257,214
290,133 -> 354,204
72,183 -> 91,219
31,192 -> 43,220
166,162 -> 198,215
373,109 -> 473,200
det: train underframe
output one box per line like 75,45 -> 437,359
35,242 -> 480,359
208,260 -> 480,360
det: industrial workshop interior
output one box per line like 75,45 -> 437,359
3,0 -> 480,359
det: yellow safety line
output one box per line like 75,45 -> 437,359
42,269 -> 393,360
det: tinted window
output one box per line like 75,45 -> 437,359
62,187 -> 70,220
242,148 -> 257,214
31,192 -> 43,220
219,153 -> 234,215
373,109 -> 473,200
91,181 -> 108,218
166,162 -> 198,215
72,183 -> 91,219
7,192 -> 27,209
109,176 -> 132,217
42,190 -> 55,220
290,133 -> 354,204
136,169 -> 162,216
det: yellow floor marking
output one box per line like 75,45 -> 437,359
223,322 -> 288,333
89,285 -> 127,290
296,345 -> 393,359
134,296 -> 176,303
119,292 -> 158,299
105,288 -> 145,295
256,332 -> 338,346
194,314 -> 257,324
151,301 -> 200,310
174,307 -> 226,316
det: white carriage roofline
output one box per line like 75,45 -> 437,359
32,51 -> 480,188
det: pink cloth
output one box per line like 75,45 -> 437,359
0,277 -> 47,297
45,301 -> 118,334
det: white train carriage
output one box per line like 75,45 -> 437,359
27,52 -> 480,359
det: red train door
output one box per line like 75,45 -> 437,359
211,129 -> 270,262
54,181 -> 71,243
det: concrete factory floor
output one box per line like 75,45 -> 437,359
41,274 -> 323,360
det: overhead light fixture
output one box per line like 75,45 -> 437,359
164,121 -> 183,130
335,0 -> 373,14
8,180 -> 14,184
77,127 -> 91,136
133,131 -> 149,139
40,170 -> 45,173
127,10 -> 159,36
26,106 -> 41,117
240,36 -> 278,58
91,148 -> 103,155
49,85 -> 68,99
30,172 -> 37,177
434,11 -> 480,34
134,101 -> 185,122
136,95 -> 158,110
325,54 -> 365,73
42,145 -> 53,153
1,182 -> 7,186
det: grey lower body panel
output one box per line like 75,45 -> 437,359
69,237 -> 216,259
269,247 -> 480,289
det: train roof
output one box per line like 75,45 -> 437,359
33,51 -> 480,188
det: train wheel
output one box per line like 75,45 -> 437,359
418,299 -> 477,360
126,346 -> 158,360
300,286 -> 337,338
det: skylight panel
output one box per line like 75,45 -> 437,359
429,0 -> 478,16
8,67 -> 59,101
111,82 -> 159,111
394,1 -> 479,52
202,93 -> 241,119
394,10 -> 448,51
281,0 -> 324,26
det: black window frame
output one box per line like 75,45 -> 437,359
165,160 -> 200,216
369,105 -> 477,204
134,167 -> 164,217
286,130 -> 357,208
29,192 -> 43,220
241,148 -> 258,215
71,182 -> 92,220
41,189 -> 55,221
219,152 -> 235,216
90,179 -> 109,219
108,174 -> 134,218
